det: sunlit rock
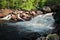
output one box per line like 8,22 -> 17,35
37,10 -> 43,15
0,14 -> 12,20
30,10 -> 37,17
11,14 -> 17,21
46,34 -> 59,40
21,12 -> 31,21
43,6 -> 51,13
0,9 -> 12,18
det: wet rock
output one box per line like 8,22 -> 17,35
0,8 -> 56,21
45,4 -> 57,12
11,14 -> 17,21
37,10 -> 43,15
43,6 -> 51,13
46,34 -> 59,40
30,10 -> 37,17
36,36 -> 46,40
21,12 -> 31,21
0,14 -> 12,21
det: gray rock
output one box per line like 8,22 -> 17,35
46,34 -> 59,40
36,37 -> 46,40
37,11 -> 43,15
43,6 -> 51,12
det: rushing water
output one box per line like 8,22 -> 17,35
6,13 -> 55,35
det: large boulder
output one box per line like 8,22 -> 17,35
42,6 -> 51,13
46,34 -> 59,40
0,9 -> 12,18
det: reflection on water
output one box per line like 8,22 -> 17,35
6,13 -> 55,35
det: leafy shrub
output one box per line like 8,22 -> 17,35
0,0 -> 7,8
39,0 -> 47,7
18,0 -> 34,10
0,0 -> 41,10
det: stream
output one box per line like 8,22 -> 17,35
0,13 -> 55,40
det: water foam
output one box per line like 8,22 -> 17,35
6,13 -> 55,34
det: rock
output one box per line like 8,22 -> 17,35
11,14 -> 17,21
30,10 -> 37,17
36,34 -> 59,40
21,12 -> 31,21
36,37 -> 46,40
25,11 -> 29,14
46,34 -> 59,40
17,13 -> 25,21
17,10 -> 23,14
0,9 -> 12,18
2,9 -> 12,15
0,13 -> 5,18
12,9 -> 19,14
37,10 -> 43,15
45,4 -> 57,12
0,14 -> 12,21
43,6 -> 51,13
41,37 -> 46,40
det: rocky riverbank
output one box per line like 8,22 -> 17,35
0,6 -> 53,22
0,6 -> 60,40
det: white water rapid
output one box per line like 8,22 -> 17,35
6,13 -> 55,35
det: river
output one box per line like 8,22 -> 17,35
0,13 -> 55,40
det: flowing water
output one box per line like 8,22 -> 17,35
6,13 -> 55,35
0,13 -> 55,40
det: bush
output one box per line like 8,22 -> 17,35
0,0 -> 60,11
18,0 -> 41,10
0,0 -> 43,10
0,0 -> 7,8
39,0 -> 47,7
18,0 -> 35,10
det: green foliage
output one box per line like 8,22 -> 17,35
9,0 -> 19,9
0,0 -> 7,8
33,0 -> 40,8
0,0 -> 59,11
55,0 -> 60,6
0,0 -> 40,10
18,0 -> 40,10
45,0 -> 60,6
39,0 -> 47,7
18,0 -> 34,10
18,0 -> 46,10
